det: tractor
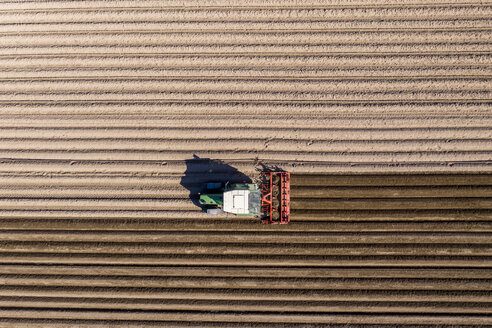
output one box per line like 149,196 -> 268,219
199,171 -> 290,224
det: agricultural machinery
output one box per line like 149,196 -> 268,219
199,171 -> 291,224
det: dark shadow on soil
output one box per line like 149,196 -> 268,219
256,163 -> 286,173
180,155 -> 252,210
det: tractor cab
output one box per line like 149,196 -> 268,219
223,187 -> 261,215
199,182 -> 260,216
198,171 -> 290,224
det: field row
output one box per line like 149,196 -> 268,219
1,68 -> 491,78
0,5 -> 490,23
1,78 -> 490,91
2,17 -> 491,31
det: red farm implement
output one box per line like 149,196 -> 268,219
260,171 -> 291,224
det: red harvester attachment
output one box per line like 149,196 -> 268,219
260,171 -> 291,224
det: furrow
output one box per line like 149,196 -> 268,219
0,115 -> 489,128
2,55 -> 490,73
0,105 -> 490,117
0,220 -> 491,232
1,298 -> 491,314
0,127 -> 490,140
2,27 -> 492,34
0,139 -> 489,152
1,50 -> 490,57
1,287 -> 490,303
0,79 -> 490,93
0,150 -> 489,163
3,3 -> 492,11
0,275 -> 491,290
1,253 -> 491,268
1,231 -> 490,244
0,309 -> 491,326
1,64 -> 490,76
1,16 -> 490,32
1,186 -> 491,199
0,7 -> 490,25
291,174 -> 492,186
292,186 -> 492,198
2,75 -> 492,81
0,210 -> 489,222
1,265 -> 491,279
0,243 -> 490,256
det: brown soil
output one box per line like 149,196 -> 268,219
0,1 -> 491,327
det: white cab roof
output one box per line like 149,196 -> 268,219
223,190 -> 250,214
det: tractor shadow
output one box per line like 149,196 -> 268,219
256,163 -> 286,173
180,155 -> 252,211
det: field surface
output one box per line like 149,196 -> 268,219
0,0 -> 491,327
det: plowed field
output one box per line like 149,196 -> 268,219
0,1 -> 491,327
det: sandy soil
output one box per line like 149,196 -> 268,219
0,0 -> 491,327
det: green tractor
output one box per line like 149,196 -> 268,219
198,171 -> 291,224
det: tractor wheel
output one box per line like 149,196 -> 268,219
206,208 -> 223,215
206,182 -> 222,191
